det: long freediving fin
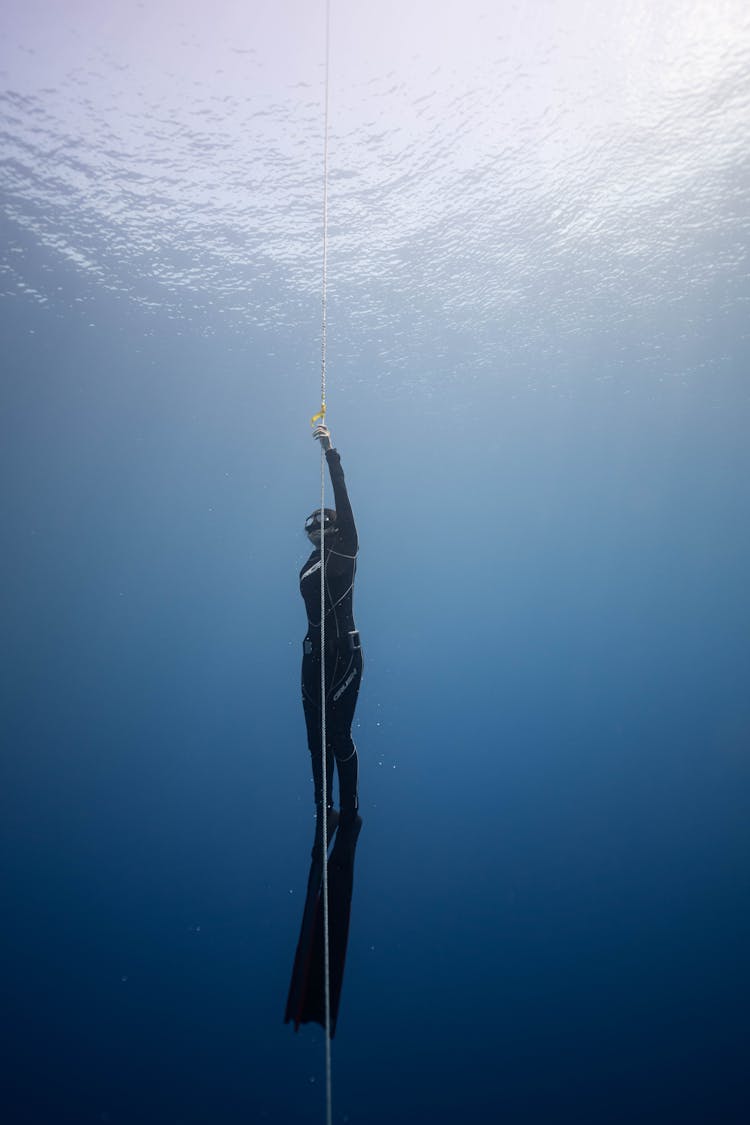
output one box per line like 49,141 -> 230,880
284,813 -> 362,1037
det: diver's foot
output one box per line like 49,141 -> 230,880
330,809 -> 362,867
337,808 -> 362,838
312,806 -> 340,858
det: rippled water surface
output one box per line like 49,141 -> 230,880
3,0 -> 749,384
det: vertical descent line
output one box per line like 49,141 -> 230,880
319,3 -> 333,1125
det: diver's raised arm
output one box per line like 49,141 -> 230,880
312,424 -> 357,552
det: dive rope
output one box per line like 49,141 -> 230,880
318,2 -> 333,1124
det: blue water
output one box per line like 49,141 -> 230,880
2,2 -> 750,1122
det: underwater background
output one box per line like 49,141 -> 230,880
2,1 -> 749,1122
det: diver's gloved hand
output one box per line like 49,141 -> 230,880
313,424 -> 332,452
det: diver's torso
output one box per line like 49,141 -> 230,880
300,543 -> 360,699
300,543 -> 357,644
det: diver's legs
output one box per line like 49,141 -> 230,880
302,691 -> 335,808
328,650 -> 363,818
303,646 -> 363,815
335,743 -> 359,820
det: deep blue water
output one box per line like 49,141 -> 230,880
3,2 -> 750,1123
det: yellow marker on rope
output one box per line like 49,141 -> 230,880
311,402 -> 327,426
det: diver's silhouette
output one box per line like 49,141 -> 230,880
285,424 -> 363,1035
299,425 -> 362,837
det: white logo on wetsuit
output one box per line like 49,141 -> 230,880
301,559 -> 322,582
333,668 -> 357,702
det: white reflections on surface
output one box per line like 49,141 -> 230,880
1,0 -> 749,383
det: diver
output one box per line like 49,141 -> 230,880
300,424 -> 362,843
286,422 -> 363,1036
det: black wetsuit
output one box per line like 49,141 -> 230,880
300,448 -> 362,816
